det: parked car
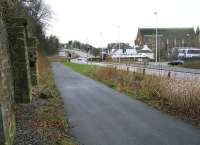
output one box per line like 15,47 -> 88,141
168,60 -> 184,65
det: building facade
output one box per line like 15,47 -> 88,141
196,26 -> 200,47
135,28 -> 198,59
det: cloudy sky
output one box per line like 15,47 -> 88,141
45,0 -> 200,47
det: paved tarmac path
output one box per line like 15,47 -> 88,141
52,62 -> 200,145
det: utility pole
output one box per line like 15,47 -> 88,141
154,12 -> 158,63
117,25 -> 121,63
100,32 -> 104,62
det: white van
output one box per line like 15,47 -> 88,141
178,48 -> 200,59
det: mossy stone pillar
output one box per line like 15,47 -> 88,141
0,1 -> 16,144
28,37 -> 38,86
7,18 -> 32,103
0,27 -> 16,145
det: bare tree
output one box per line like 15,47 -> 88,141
19,0 -> 52,28
16,0 -> 59,54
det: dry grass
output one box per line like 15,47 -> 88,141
48,56 -> 66,62
37,52 -> 78,145
91,66 -> 200,126
159,79 -> 200,118
38,53 -> 58,94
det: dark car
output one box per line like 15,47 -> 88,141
168,60 -> 184,65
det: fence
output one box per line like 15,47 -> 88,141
105,63 -> 200,80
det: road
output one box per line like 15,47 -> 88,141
72,59 -> 200,80
115,63 -> 200,80
52,62 -> 200,145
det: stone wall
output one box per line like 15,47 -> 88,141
7,18 -> 32,103
0,1 -> 16,145
0,0 -> 39,144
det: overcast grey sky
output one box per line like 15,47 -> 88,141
45,0 -> 200,47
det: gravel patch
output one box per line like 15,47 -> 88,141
13,93 -> 77,145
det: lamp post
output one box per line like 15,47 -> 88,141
86,37 -> 89,62
154,12 -> 158,63
117,25 -> 121,63
100,32 -> 104,62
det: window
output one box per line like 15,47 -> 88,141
187,49 -> 200,54
178,49 -> 186,53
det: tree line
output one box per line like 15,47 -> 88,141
15,0 -> 60,55
64,40 -> 101,57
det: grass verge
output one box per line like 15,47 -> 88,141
39,53 -> 78,145
64,61 -> 200,128
63,61 -> 97,75
181,60 -> 200,69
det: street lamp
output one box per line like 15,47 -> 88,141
85,37 -> 89,61
117,25 -> 121,63
154,12 -> 158,63
100,32 -> 104,62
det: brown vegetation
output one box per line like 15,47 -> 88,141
38,52 -> 78,144
90,66 -> 200,127
48,56 -> 66,62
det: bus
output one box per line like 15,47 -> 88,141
177,48 -> 200,59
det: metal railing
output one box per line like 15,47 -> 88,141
105,63 -> 200,80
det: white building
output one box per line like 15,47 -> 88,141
137,45 -> 154,60
57,49 -> 66,57
111,45 -> 154,60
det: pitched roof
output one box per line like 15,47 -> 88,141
108,43 -> 133,50
141,45 -> 152,51
139,28 -> 195,38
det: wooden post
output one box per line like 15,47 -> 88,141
127,67 -> 129,72
168,71 -> 171,78
143,68 -> 146,75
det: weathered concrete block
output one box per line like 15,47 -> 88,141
7,18 -> 32,103
28,37 -> 38,86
